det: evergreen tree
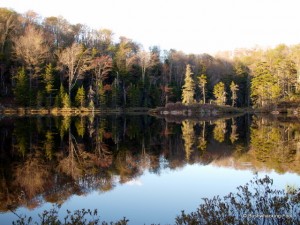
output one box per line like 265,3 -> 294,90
75,85 -> 85,107
230,81 -> 239,107
251,62 -> 281,107
14,67 -> 29,106
62,93 -> 71,108
182,64 -> 195,105
43,63 -> 55,106
55,83 -> 65,108
213,82 -> 226,105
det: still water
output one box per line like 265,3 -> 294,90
0,114 -> 299,224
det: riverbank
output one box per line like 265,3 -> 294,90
150,102 -> 243,115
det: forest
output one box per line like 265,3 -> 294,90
1,7 -> 300,109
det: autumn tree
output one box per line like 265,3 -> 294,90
182,64 -> 195,104
198,74 -> 207,104
13,25 -> 49,105
213,82 -> 226,105
58,43 -> 90,99
230,81 -> 239,107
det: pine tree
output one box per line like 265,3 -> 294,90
230,81 -> 239,107
75,85 -> 85,107
43,63 -> 54,106
251,62 -> 281,107
62,93 -> 71,108
55,83 -> 65,108
14,67 -> 29,106
198,74 -> 207,104
182,64 -> 195,105
213,82 -> 226,105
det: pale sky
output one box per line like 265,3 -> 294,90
1,0 -> 300,54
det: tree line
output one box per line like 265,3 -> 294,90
1,8 -> 300,109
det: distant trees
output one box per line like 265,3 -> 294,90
1,7 -> 300,109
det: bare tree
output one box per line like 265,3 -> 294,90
58,43 -> 90,98
90,55 -> 113,105
13,25 -> 49,104
137,50 -> 151,84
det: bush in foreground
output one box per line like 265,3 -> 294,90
175,176 -> 300,225
12,208 -> 128,225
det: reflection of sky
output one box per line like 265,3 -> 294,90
3,164 -> 299,225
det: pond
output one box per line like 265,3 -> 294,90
0,114 -> 299,224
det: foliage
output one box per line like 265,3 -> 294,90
175,175 -> 300,225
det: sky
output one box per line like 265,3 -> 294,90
1,0 -> 300,54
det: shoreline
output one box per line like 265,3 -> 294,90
0,107 -> 149,116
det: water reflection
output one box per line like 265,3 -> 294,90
0,114 -> 299,216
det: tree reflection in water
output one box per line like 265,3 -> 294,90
0,114 -> 299,216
